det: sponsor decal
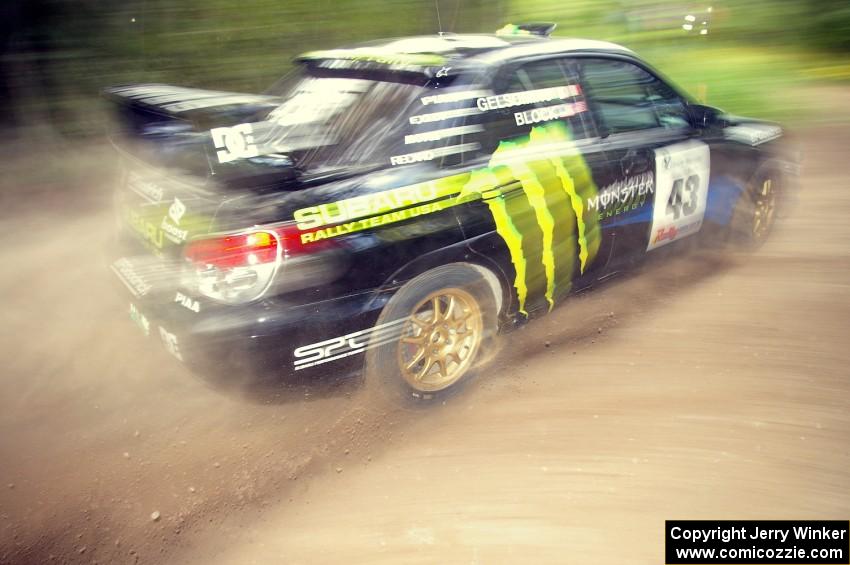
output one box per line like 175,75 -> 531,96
122,176 -> 202,248
388,142 -> 479,166
168,197 -> 186,225
652,217 -> 701,245
514,100 -> 587,127
123,201 -> 207,250
648,140 -> 711,250
127,172 -> 164,203
174,291 -> 200,313
294,178 -> 468,244
125,207 -> 164,250
295,182 -> 454,230
158,326 -> 183,361
112,258 -> 153,297
211,124 -> 259,164
159,196 -> 190,244
404,125 -> 483,145
129,303 -> 151,336
420,90 -> 492,106
299,201 -> 452,243
409,107 -> 481,125
294,122 -> 601,314
587,171 -> 655,218
160,222 -> 189,244
475,85 -> 581,112
293,318 -> 408,370
160,217 -> 189,244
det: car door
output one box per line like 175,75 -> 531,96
576,57 -> 710,264
450,56 -> 616,317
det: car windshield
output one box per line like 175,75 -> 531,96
260,69 -> 426,171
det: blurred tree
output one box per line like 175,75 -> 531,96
0,0 -> 847,137
806,0 -> 850,52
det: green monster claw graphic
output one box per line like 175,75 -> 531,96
460,167 -> 531,315
457,121 -> 601,314
499,154 -> 558,309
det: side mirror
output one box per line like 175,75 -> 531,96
689,104 -> 723,129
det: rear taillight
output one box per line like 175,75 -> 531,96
185,231 -> 279,269
184,229 -> 283,304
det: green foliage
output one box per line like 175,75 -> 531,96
501,0 -> 850,122
804,0 -> 850,52
53,0 -> 503,92
3,0 -> 849,135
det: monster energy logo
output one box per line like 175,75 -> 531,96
588,171 -> 655,219
293,122 -> 600,315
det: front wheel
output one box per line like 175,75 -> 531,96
729,167 -> 783,249
365,264 -> 499,402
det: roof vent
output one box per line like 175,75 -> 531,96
496,22 -> 557,37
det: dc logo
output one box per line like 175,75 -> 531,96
168,197 -> 186,225
211,124 -> 259,163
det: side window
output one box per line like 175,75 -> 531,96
579,59 -> 690,135
461,58 -> 592,160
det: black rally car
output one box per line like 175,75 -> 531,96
106,25 -> 796,399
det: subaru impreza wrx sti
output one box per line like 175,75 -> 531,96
106,24 -> 796,400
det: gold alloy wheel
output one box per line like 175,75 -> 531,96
752,178 -> 777,240
397,288 -> 483,392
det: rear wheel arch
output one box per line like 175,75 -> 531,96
366,243 -> 512,320
467,262 -> 506,318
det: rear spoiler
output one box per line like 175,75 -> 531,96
102,84 -> 279,118
294,49 -> 451,82
296,49 -> 445,68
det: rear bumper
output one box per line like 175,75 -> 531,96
112,258 -> 389,384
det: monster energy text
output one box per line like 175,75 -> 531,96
586,172 -> 654,217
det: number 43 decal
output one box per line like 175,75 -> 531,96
666,174 -> 700,220
648,140 -> 710,251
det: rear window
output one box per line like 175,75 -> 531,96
261,69 -> 427,170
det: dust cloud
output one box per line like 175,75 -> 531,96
0,124 -> 848,564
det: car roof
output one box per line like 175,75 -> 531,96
298,34 -> 634,69
471,37 -> 634,64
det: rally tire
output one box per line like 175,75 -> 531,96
364,263 -> 499,403
729,165 -> 783,249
